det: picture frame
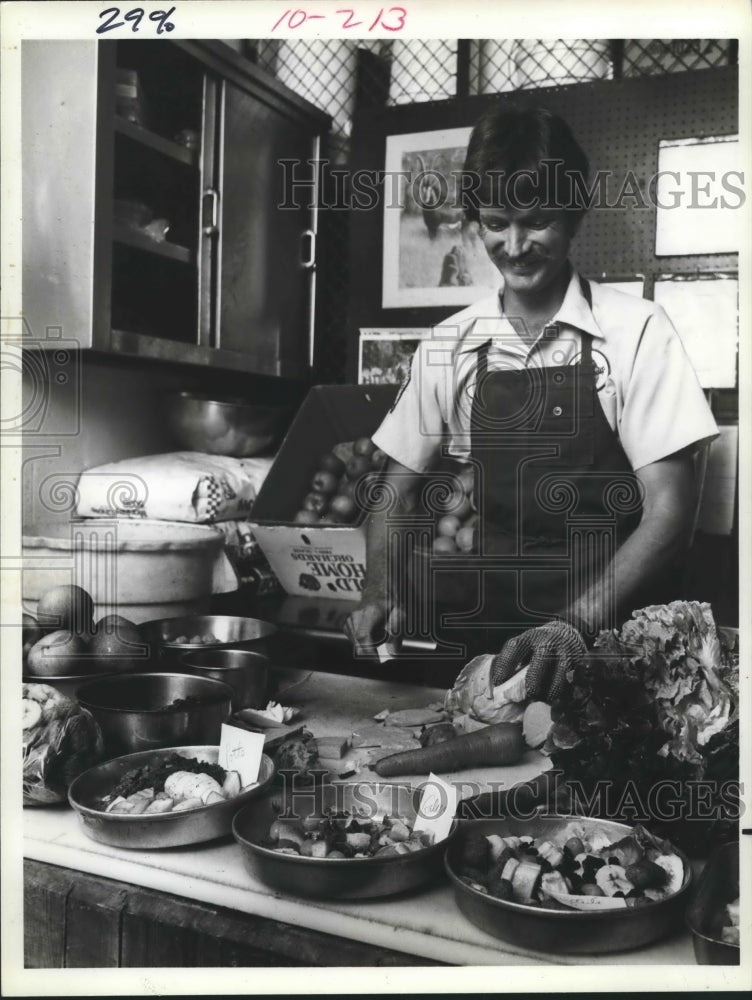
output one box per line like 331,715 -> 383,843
382,128 -> 501,308
358,328 -> 431,384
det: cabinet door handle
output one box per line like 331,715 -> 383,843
299,229 -> 316,269
202,189 -> 219,236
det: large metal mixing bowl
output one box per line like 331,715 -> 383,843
69,745 -> 276,849
165,391 -> 290,457
233,781 -> 458,900
77,672 -> 233,758
444,814 -> 693,955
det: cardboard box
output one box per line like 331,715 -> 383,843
250,385 -> 398,598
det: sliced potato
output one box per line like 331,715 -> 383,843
222,770 -> 242,798
172,797 -> 204,812
145,798 -> 174,814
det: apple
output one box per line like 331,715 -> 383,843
89,615 -> 146,673
433,535 -> 458,555
302,491 -> 329,514
447,495 -> 473,521
458,467 -> 475,496
456,525 -> 477,553
371,448 -> 388,468
26,629 -> 88,678
23,613 -> 45,648
353,436 -> 376,458
328,494 -> 358,523
294,509 -> 319,524
437,514 -> 461,538
319,451 -> 346,476
311,469 -> 339,494
36,584 -> 94,635
345,454 -> 372,480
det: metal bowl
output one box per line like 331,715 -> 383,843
445,814 -> 693,955
233,781 -> 459,900
179,648 -> 270,711
165,391 -> 290,457
141,614 -> 278,662
77,672 -> 233,758
68,745 -> 276,849
686,840 -> 740,964
23,672 -> 121,703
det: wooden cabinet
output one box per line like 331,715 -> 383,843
22,39 -> 330,378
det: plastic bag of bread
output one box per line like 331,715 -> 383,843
75,452 -> 274,523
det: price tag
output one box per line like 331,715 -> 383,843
543,889 -> 628,910
218,723 -> 265,787
412,773 -> 458,844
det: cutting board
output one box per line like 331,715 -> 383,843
328,748 -> 551,798
269,667 -> 551,801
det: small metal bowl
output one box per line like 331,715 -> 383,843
69,745 -> 276,849
233,781 -> 458,900
141,614 -> 278,662
179,648 -> 270,711
686,840 -> 740,964
445,814 -> 693,956
77,672 -> 233,759
165,391 -> 290,457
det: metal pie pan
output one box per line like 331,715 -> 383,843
232,781 -> 458,900
444,814 -> 693,955
69,745 -> 276,849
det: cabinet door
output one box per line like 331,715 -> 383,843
216,80 -> 318,378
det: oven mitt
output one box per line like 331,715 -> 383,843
490,621 -> 587,702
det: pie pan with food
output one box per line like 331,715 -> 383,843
232,780 -> 458,899
68,745 -> 275,849
444,813 -> 692,955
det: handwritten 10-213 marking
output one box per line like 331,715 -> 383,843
271,6 -> 407,31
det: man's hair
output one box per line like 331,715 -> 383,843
462,105 -> 590,231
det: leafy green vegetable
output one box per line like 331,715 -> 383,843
545,603 -> 739,852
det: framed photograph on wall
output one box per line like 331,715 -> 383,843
382,128 -> 501,308
358,328 -> 431,385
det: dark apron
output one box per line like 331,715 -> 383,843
438,277 -> 644,657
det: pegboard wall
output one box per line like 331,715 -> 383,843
345,66 -> 739,380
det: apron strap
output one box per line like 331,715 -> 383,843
578,276 -> 594,366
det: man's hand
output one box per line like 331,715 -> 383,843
491,621 -> 587,702
344,601 -> 404,658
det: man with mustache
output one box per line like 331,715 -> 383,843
345,106 -> 718,702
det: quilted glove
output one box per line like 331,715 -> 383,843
490,620 -> 587,702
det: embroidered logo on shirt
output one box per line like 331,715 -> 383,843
569,348 -> 611,390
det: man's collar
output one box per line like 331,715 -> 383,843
456,266 -> 605,354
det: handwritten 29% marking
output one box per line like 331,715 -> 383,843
97,6 -> 176,34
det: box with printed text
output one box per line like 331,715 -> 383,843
249,385 -> 398,598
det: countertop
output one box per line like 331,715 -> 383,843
22,667 -> 698,967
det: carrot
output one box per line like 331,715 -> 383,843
374,722 -> 525,777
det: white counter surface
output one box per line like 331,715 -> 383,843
24,806 -> 695,967
24,667 -> 697,966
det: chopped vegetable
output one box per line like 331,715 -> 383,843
98,756 -> 244,816
263,807 -> 437,859
454,823 -> 686,910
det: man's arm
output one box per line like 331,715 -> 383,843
565,447 -> 699,634
344,458 -> 425,656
